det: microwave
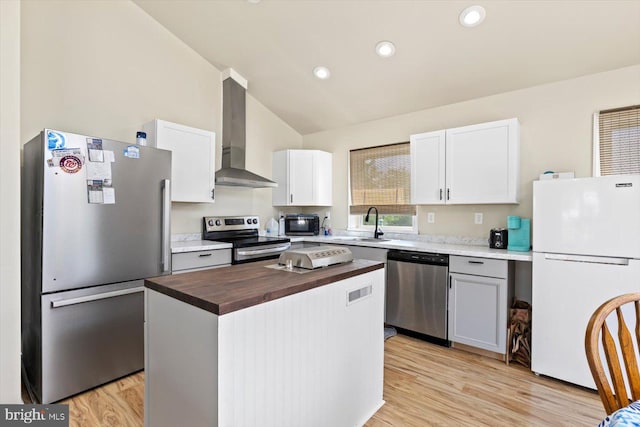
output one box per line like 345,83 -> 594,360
284,214 -> 320,236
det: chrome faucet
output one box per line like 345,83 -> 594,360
365,207 -> 384,239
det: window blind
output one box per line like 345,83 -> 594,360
349,142 -> 415,215
597,105 -> 640,176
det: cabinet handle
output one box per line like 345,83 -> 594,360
211,188 -> 215,200
439,189 -> 443,200
468,260 -> 484,264
447,188 -> 450,200
290,194 -> 293,203
198,253 -> 213,257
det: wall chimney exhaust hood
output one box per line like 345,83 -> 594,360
215,69 -> 277,188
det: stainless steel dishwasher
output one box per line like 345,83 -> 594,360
386,250 -> 449,344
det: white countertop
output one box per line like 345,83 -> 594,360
172,235 -> 531,261
171,240 -> 232,253
301,236 -> 531,261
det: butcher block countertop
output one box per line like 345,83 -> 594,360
144,259 -> 384,316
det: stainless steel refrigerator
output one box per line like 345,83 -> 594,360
22,129 -> 172,403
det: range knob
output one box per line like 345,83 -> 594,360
252,218 -> 258,224
215,219 -> 222,226
207,219 -> 215,226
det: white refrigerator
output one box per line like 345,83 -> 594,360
532,175 -> 640,389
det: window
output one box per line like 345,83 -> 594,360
349,142 -> 417,233
594,105 -> 640,176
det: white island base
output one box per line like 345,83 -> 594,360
144,268 -> 385,427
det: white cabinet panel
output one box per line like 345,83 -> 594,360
171,249 -> 231,273
313,150 -> 333,206
449,256 -> 514,354
446,118 -> 519,204
449,273 -> 506,353
410,118 -> 519,205
289,150 -> 314,205
272,149 -> 332,206
145,270 -> 384,427
144,119 -> 215,203
410,130 -> 446,205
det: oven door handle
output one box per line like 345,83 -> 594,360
237,243 -> 291,256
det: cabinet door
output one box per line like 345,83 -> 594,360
272,150 -> 332,206
448,272 -> 507,353
151,120 -> 215,203
289,150 -> 315,205
445,118 -> 519,204
272,150 -> 290,206
312,150 -> 332,206
410,130 -> 446,205
171,250 -> 231,273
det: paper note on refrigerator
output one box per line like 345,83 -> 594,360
86,160 -> 112,180
87,180 -> 104,204
102,187 -> 115,204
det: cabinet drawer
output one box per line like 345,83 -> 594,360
450,256 -> 507,278
172,250 -> 231,272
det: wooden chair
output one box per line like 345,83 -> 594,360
585,292 -> 640,415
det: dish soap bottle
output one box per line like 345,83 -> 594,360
323,216 -> 332,236
266,217 -> 278,237
279,214 -> 285,236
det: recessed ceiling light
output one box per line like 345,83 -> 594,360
375,41 -> 396,58
247,0 -> 261,3
313,66 -> 331,80
459,5 -> 486,27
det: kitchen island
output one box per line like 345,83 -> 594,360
144,258 -> 385,427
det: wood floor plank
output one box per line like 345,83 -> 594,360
365,334 -> 604,426
36,334 -> 605,426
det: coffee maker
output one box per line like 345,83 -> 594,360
506,215 -> 530,251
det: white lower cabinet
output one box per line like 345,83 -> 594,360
171,249 -> 231,273
448,256 -> 514,355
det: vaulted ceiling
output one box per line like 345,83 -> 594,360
134,0 -> 640,135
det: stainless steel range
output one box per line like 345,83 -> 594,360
202,216 -> 291,264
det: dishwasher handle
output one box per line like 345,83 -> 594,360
387,250 -> 449,266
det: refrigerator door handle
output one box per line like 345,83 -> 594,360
161,179 -> 171,273
51,286 -> 145,308
544,253 -> 630,266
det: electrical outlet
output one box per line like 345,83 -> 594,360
325,211 -> 331,220
427,212 -> 435,224
474,212 -> 483,224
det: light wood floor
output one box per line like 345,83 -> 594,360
31,334 -> 606,426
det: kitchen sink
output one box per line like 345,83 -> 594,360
331,237 -> 390,243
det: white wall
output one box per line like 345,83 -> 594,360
0,0 -> 23,404
21,0 -> 302,235
303,65 -> 640,238
171,94 -> 303,233
12,0 -> 301,401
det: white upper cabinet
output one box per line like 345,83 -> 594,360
411,118 -> 520,205
272,149 -> 332,206
144,119 -> 215,203
410,130 -> 446,204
